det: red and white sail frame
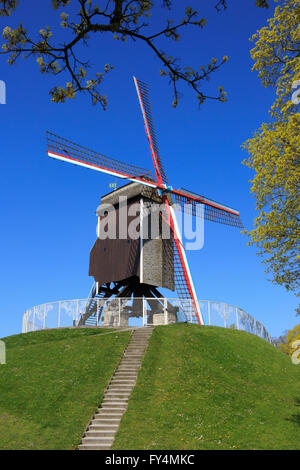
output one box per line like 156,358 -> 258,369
46,131 -> 158,189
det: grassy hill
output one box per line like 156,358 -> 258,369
0,324 -> 299,450
113,324 -> 300,450
0,328 -> 131,450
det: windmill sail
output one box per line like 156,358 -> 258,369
172,188 -> 243,229
160,199 -> 204,325
133,77 -> 169,186
47,131 -> 156,188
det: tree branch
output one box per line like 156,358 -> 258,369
0,0 -> 240,107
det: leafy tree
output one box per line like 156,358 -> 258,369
273,331 -> 289,353
0,0 -> 269,108
243,0 -> 300,311
274,324 -> 300,360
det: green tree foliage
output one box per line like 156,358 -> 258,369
0,0 -> 269,108
273,330 -> 289,353
243,0 -> 300,310
275,324 -> 300,359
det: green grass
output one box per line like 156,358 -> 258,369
0,328 -> 131,450
1,324 -> 299,450
112,324 -> 300,450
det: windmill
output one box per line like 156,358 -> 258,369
46,77 -> 243,326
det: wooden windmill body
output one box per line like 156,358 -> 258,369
90,181 -> 174,293
88,182 -> 177,326
47,77 -> 243,326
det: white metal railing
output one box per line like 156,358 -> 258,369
21,297 -> 273,344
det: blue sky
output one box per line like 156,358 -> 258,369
0,0 -> 298,338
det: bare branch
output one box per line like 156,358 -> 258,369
0,0 -> 233,107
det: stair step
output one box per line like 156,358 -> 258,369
105,386 -> 132,392
102,398 -> 129,403
113,372 -> 137,375
105,388 -> 132,394
130,339 -> 150,341
121,357 -> 142,361
102,400 -> 129,406
78,444 -> 112,450
85,430 -> 117,438
121,363 -> 142,366
88,424 -> 119,430
117,371 -> 139,374
110,378 -> 136,383
123,356 -> 144,359
103,395 -> 130,401
118,361 -> 141,370
95,408 -> 125,415
131,337 -> 151,340
128,338 -> 149,341
125,349 -> 145,351
108,381 -> 134,386
93,412 -> 123,419
110,382 -> 136,386
124,350 -> 145,354
118,363 -> 140,366
110,377 -> 136,381
82,437 -> 114,444
122,355 -> 144,358
100,403 -> 127,408
113,377 -> 137,380
125,352 -> 145,356
118,365 -> 140,369
113,377 -> 137,381
118,364 -> 141,368
89,414 -> 121,428
129,346 -> 147,349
